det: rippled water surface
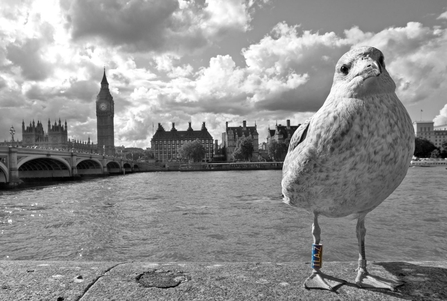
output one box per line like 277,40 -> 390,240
1,167 -> 446,262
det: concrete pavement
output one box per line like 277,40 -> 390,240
1,260 -> 446,300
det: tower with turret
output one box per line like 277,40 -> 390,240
96,69 -> 115,155
21,119 -> 68,149
48,119 -> 68,149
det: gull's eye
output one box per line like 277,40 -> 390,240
340,64 -> 349,75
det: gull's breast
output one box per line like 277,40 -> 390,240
282,93 -> 414,218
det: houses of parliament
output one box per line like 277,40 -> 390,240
9,70 -> 116,156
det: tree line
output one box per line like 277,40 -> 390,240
266,137 -> 444,161
414,137 -> 447,158
180,137 -> 256,162
124,136 -> 439,163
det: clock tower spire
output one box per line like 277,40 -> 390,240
101,67 -> 109,87
96,68 -> 115,155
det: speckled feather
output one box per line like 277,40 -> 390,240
281,46 -> 415,219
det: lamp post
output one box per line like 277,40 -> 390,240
9,126 -> 15,145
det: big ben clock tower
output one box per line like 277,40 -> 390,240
96,69 -> 115,155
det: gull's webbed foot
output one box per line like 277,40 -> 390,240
355,268 -> 404,291
304,270 -> 346,292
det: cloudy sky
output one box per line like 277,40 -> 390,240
1,0 -> 447,148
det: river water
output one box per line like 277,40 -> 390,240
0,167 -> 446,263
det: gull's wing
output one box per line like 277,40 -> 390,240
287,119 -> 310,153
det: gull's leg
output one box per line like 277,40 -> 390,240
303,214 -> 346,291
355,217 -> 404,291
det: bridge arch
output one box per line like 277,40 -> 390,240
0,161 -> 8,183
17,156 -> 71,178
76,158 -> 103,169
123,162 -> 133,173
76,158 -> 104,176
106,160 -> 122,174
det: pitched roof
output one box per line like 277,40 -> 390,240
227,125 -> 258,137
268,124 -> 300,140
152,123 -> 213,140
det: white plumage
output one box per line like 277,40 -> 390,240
282,46 -> 414,291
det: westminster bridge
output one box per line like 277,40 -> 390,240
0,146 -> 151,186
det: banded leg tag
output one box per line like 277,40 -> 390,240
311,244 -> 323,269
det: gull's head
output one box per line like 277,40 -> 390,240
330,46 -> 396,98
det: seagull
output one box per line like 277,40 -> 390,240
281,46 -> 414,291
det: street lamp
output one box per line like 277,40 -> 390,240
10,126 -> 15,142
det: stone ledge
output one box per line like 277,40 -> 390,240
1,261 -> 446,300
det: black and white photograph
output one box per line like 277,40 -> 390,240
1,0 -> 447,300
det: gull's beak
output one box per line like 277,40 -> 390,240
357,57 -> 381,79
370,59 -> 381,75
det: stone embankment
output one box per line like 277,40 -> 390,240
1,261 -> 446,300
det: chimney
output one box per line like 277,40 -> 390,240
226,121 -> 228,130
243,120 -> 246,129
287,119 -> 290,129
171,122 -> 176,131
201,122 -> 206,131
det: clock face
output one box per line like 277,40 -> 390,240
99,102 -> 108,111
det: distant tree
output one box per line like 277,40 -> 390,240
232,136 -> 254,161
430,149 -> 440,158
414,138 -> 437,158
143,149 -> 155,160
267,139 -> 288,161
440,141 -> 447,158
441,140 -> 447,151
178,139 -> 206,162
232,147 -> 244,161
125,152 -> 142,161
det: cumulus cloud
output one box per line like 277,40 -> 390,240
65,0 -> 179,51
6,38 -> 53,81
434,104 -> 447,126
63,0 -> 254,54
355,22 -> 447,107
139,22 -> 347,119
100,20 -> 447,146
437,10 -> 447,20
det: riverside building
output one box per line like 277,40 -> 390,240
266,119 -> 300,146
413,121 -> 447,148
222,120 -> 259,162
20,119 -> 96,152
151,122 -> 214,162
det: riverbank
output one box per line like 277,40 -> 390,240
1,162 -> 283,189
410,159 -> 447,167
1,260 -> 446,300
157,161 -> 283,172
